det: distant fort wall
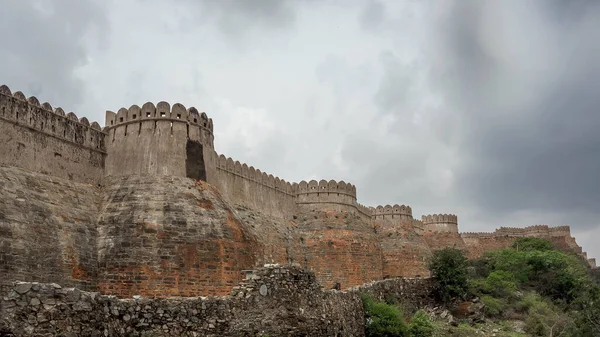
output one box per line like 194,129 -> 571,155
294,179 -> 372,220
422,214 -> 459,233
212,152 -> 297,218
0,85 -> 106,184
104,102 -> 216,182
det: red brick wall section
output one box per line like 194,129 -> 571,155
376,219 -> 432,278
296,210 -> 383,289
96,175 -> 260,297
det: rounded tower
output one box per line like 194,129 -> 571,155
104,102 -> 215,181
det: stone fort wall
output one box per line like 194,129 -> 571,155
211,152 -> 297,219
0,264 -> 435,337
461,225 -> 584,259
104,102 -> 216,182
0,85 -> 106,184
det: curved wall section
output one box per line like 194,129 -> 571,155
421,214 -> 459,233
294,180 -> 370,219
0,85 -> 106,184
104,102 -> 216,182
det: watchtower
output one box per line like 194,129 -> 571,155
104,101 -> 215,181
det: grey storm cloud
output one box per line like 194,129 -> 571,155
422,0 -> 600,227
1,0 -> 598,257
0,0 -> 108,111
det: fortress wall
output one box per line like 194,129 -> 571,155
212,153 -> 296,219
295,180 -> 371,220
96,175 -> 260,298
0,166 -> 99,291
373,216 -> 432,278
371,204 -> 413,228
422,214 -> 459,233
0,265 -> 435,337
104,102 -> 215,181
0,85 -> 106,184
421,214 -> 465,251
296,211 -> 384,289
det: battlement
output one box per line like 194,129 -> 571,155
104,101 -> 213,132
216,153 -> 294,196
460,232 -> 496,238
295,179 -> 357,198
104,101 -> 216,179
372,204 -> 412,218
294,179 -> 369,219
496,225 -> 551,236
422,214 -> 458,225
0,85 -> 105,151
0,85 -> 107,183
421,214 -> 459,234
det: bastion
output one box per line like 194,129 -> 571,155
0,84 -> 595,300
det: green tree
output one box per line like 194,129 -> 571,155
428,248 -> 469,303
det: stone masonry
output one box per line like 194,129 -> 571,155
0,264 -> 435,337
0,83 -> 595,303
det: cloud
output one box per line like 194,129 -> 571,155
2,0 -> 598,259
420,1 -> 600,228
0,0 -> 108,111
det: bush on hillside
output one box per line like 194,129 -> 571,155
428,248 -> 469,303
362,294 -> 408,337
511,237 -> 554,252
407,310 -> 434,337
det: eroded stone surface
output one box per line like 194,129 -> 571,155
0,265 -> 435,337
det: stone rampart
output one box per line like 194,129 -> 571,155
0,85 -> 106,184
422,214 -> 459,233
371,204 -> 413,221
104,102 -> 216,182
0,265 -> 435,337
0,166 -> 100,291
213,153 -> 297,218
295,179 -> 371,220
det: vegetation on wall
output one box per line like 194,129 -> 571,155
362,239 -> 600,336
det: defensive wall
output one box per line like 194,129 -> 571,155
0,83 -> 595,303
460,225 -> 590,260
0,85 -> 106,184
0,264 -> 435,337
211,152 -> 297,219
104,101 -> 216,182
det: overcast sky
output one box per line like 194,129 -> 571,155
1,0 -> 599,260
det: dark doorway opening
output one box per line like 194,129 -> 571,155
186,140 -> 206,181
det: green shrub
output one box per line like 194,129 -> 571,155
484,270 -> 518,297
511,237 -> 554,252
362,293 -> 408,337
480,295 -> 508,318
428,248 -> 469,303
408,310 -> 434,337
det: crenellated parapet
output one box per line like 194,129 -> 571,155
460,232 -> 496,238
496,225 -> 551,237
294,179 -> 370,219
295,179 -> 357,198
372,204 -> 413,221
104,102 -> 214,148
0,84 -> 106,152
215,153 -> 294,196
104,101 -> 216,180
421,214 -> 459,233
